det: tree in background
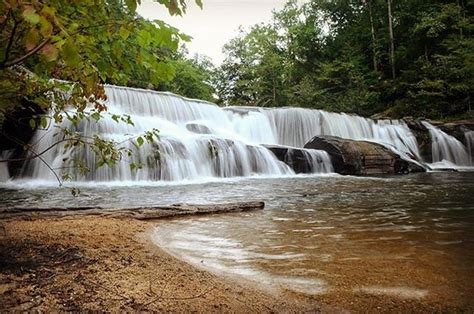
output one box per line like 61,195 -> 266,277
161,47 -> 216,102
215,0 -> 473,120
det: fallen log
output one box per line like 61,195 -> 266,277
0,201 -> 265,220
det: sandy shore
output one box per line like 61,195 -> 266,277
0,216 -> 313,312
1,215 -> 473,312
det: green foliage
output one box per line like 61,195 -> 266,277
0,0 -> 200,184
215,0 -> 473,119
159,48 -> 217,101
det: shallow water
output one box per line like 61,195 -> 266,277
146,172 -> 474,303
1,172 -> 473,304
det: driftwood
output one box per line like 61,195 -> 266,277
0,201 -> 265,220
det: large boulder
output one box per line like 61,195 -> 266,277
304,136 -> 425,175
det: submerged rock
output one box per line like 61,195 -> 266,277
304,136 -> 425,175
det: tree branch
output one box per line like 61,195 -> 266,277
2,37 -> 51,68
0,9 -> 11,35
1,18 -> 18,67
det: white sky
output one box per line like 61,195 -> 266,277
137,0 -> 290,64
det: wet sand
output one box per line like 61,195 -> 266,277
1,216 -> 473,312
0,217 -> 307,312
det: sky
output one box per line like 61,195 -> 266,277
137,0 -> 290,64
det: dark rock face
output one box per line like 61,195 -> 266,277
263,145 -> 323,173
0,100 -> 45,176
435,120 -> 474,145
304,136 -> 425,175
403,118 -> 474,162
402,117 -> 433,162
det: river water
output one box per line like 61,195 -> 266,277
1,172 -> 473,307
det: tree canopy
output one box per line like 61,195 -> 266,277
0,0 -> 208,184
215,0 -> 473,120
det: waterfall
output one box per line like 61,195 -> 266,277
301,150 -> 333,173
421,121 -> 471,167
466,131 -> 474,165
4,85 -> 472,183
227,107 -> 421,161
21,86 -> 297,182
0,151 -> 12,182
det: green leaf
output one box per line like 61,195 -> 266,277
41,43 -> 59,62
111,114 -> 120,123
25,29 -> 40,51
39,16 -> 53,37
22,6 -> 40,25
195,0 -> 203,9
136,136 -> 144,147
125,0 -> 138,12
119,26 -> 130,40
62,39 -> 81,67
40,117 -> 48,129
91,112 -> 101,121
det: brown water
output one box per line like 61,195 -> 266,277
1,172 -> 473,309
150,172 -> 474,310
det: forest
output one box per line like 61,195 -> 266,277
1,0 -> 473,125
214,0 -> 473,119
1,1 -> 474,312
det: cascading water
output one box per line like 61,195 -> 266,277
465,131 -> 474,165
300,149 -> 333,173
4,85 -> 473,183
0,151 -> 12,182
421,121 -> 472,168
232,107 -> 421,160
21,86 -> 300,182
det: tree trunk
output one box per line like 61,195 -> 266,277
272,76 -> 276,106
387,0 -> 396,79
457,0 -> 464,37
366,0 -> 378,72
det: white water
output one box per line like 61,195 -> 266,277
19,86 -> 333,182
0,151 -> 12,182
465,131 -> 474,165
4,85 -> 472,182
421,122 -> 472,168
228,107 -> 422,163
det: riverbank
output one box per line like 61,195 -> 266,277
0,216 -> 309,311
2,215 -> 473,312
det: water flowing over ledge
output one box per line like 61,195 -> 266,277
1,84 -> 473,183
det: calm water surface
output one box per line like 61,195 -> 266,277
1,173 -> 473,304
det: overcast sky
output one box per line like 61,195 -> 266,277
137,0 -> 290,64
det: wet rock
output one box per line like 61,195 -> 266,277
402,117 -> 432,162
403,118 -> 474,162
0,99 -> 45,176
435,120 -> 474,145
304,136 -> 424,175
263,145 -> 320,173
